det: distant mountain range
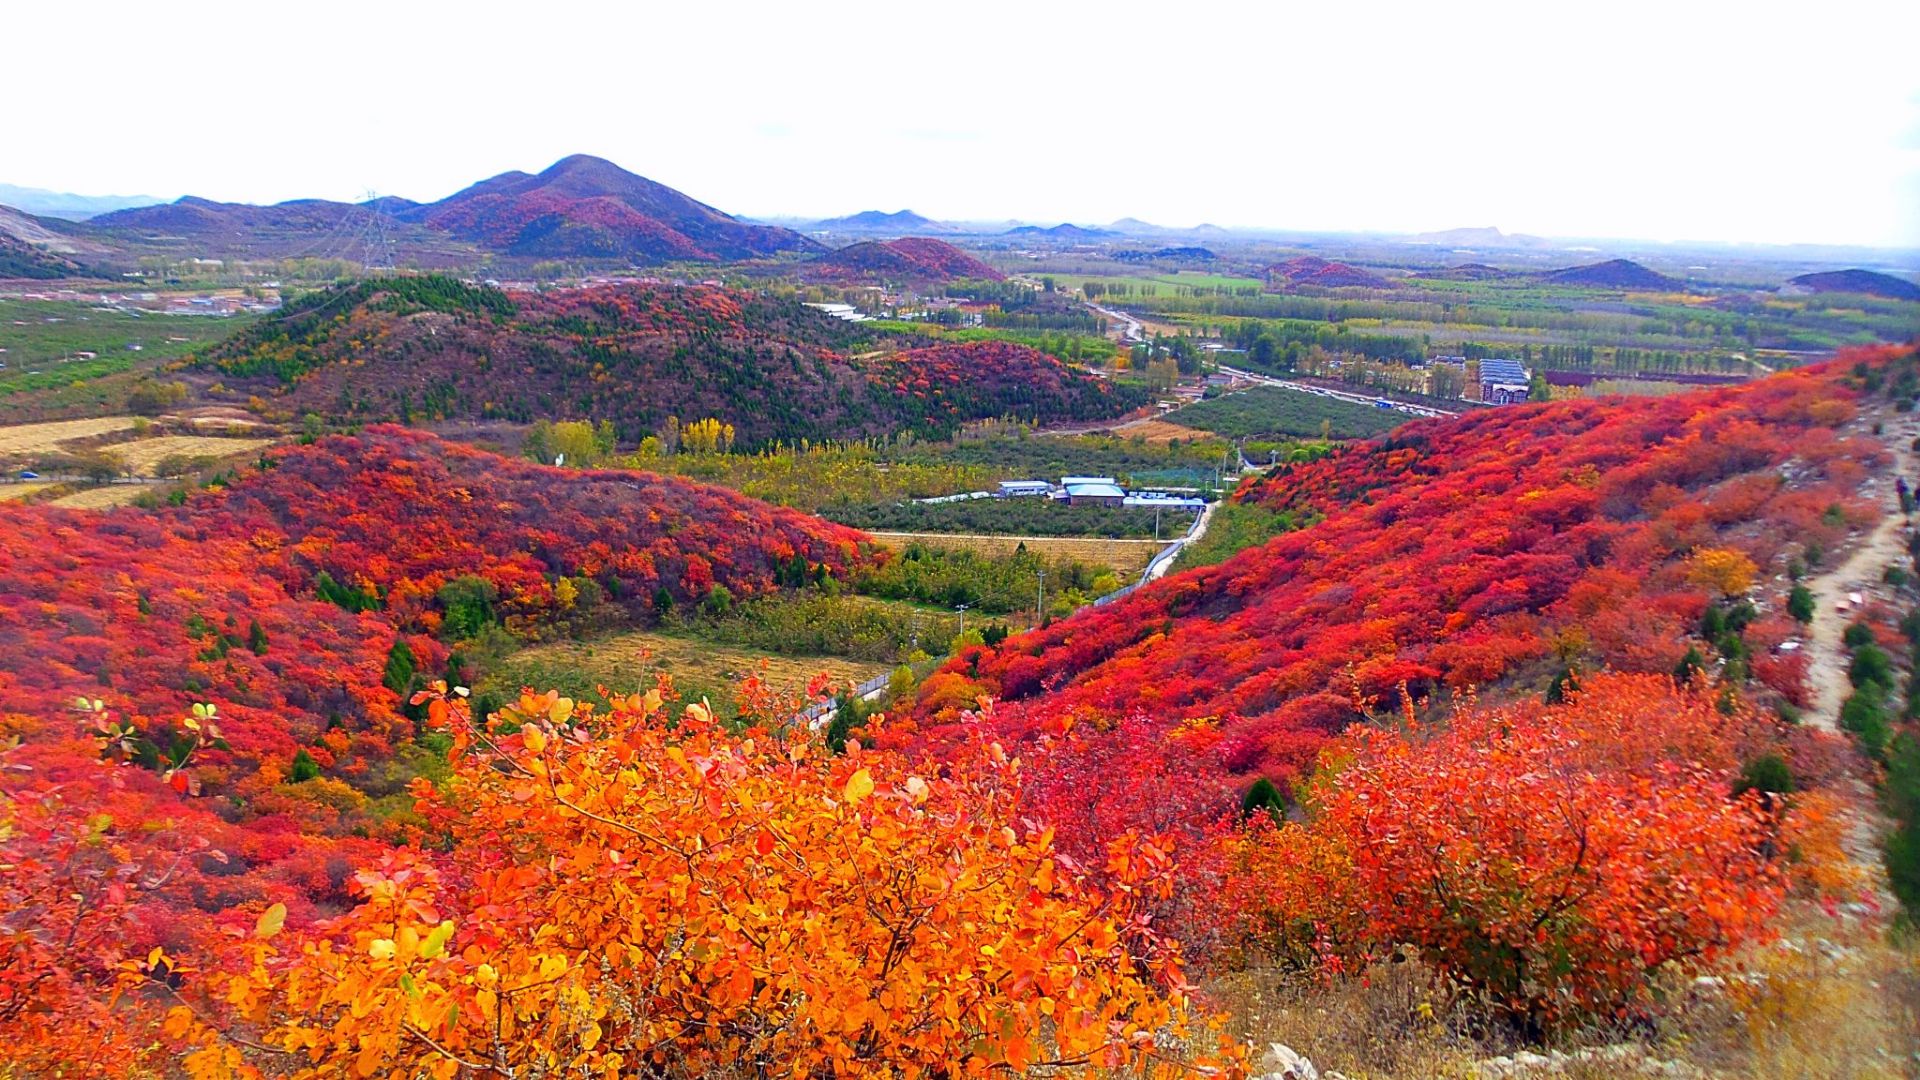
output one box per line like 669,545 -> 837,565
1004,223 -> 1119,242
1106,218 -> 1233,239
811,209 -> 952,234
385,155 -> 818,261
10,155 -> 820,268
0,183 -> 165,221
1402,225 -> 1555,250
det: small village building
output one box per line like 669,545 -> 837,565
997,480 -> 1052,497
1064,482 -> 1126,507
1477,358 -> 1531,404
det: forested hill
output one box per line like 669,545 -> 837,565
193,276 -> 1144,447
903,343 -> 1913,787
0,424 -> 877,942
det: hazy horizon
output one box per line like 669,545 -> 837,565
11,0 -> 1919,249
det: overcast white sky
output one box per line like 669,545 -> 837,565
8,0 -> 1918,247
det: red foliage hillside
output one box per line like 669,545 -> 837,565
199,425 -> 875,630
1264,256 -> 1388,290
0,428 -> 876,922
809,237 -> 1004,282
1539,258 -> 1682,291
197,277 -> 1144,446
903,348 -> 1897,789
406,154 -> 820,262
860,340 -> 1141,425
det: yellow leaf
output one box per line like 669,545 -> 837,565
369,938 -> 396,960
421,920 -> 456,959
581,1021 -> 602,1050
523,726 -> 547,753
549,697 -> 574,723
254,902 -> 287,940
844,768 -> 874,804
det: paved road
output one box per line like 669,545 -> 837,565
1143,500 -> 1216,583
1088,303 -> 1145,344
1215,364 -> 1458,419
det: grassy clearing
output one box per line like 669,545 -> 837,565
865,531 -> 1163,575
1107,417 -> 1216,444
0,299 -> 253,394
0,482 -> 53,502
1043,272 -> 1266,295
485,630 -> 891,720
0,416 -> 141,456
48,485 -> 148,509
1170,385 -> 1410,440
108,434 -> 276,476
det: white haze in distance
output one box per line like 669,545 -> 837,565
6,0 -> 1918,247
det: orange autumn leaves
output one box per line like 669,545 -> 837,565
160,686 -> 1239,1079
1221,673 -> 1785,1026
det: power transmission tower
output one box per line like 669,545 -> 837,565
359,189 -> 397,273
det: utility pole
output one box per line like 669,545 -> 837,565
1036,570 -> 1046,625
956,604 -> 969,641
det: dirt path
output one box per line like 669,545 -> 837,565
1803,411 -> 1920,729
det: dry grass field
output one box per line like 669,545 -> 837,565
488,631 -> 893,717
0,482 -> 54,502
109,434 -> 276,477
0,416 -> 141,457
865,530 -> 1166,575
1108,417 -> 1215,444
48,485 -> 147,509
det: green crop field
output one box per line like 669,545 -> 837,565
1168,385 -> 1412,440
0,298 -> 254,396
1034,271 -> 1266,296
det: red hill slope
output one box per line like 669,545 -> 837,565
1787,268 -> 1920,302
905,346 -> 1900,786
195,276 -> 1142,446
1264,255 -> 1388,290
401,154 -> 821,261
0,427 -> 875,920
85,155 -> 820,264
1539,258 -> 1682,290
810,237 -> 1003,282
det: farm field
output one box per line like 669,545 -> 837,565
484,630 -> 892,720
1169,384 -> 1412,439
0,298 -> 256,394
0,482 -> 53,502
865,530 -> 1166,575
1105,417 -> 1215,444
107,433 -> 277,476
825,497 -> 1188,539
1035,272 -> 1265,295
47,484 -> 147,508
0,415 -> 140,456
